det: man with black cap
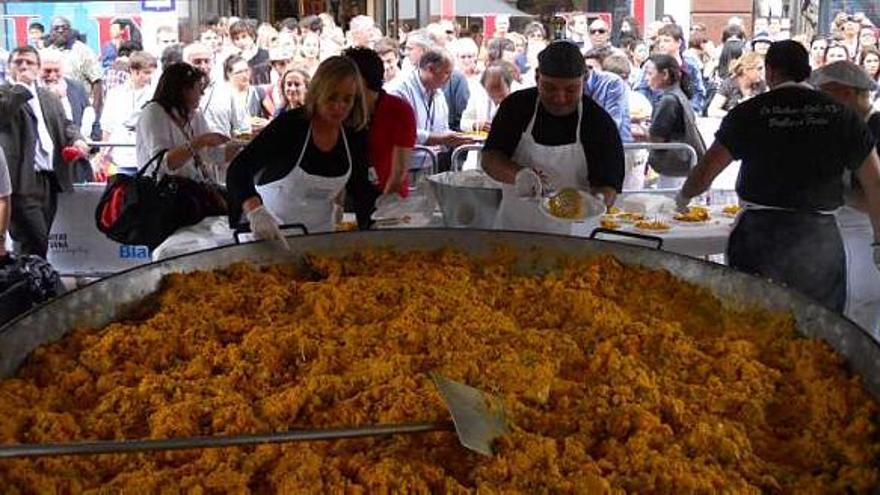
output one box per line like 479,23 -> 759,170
813,60 -> 880,334
676,40 -> 880,313
482,40 -> 624,234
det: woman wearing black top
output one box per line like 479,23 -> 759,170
644,54 -> 705,189
677,41 -> 880,313
226,56 -> 374,245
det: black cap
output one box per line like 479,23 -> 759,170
537,41 -> 586,78
766,40 -> 811,82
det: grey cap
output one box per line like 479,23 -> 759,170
811,60 -> 878,91
537,41 -> 586,79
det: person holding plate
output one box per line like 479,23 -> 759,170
481,41 -> 625,234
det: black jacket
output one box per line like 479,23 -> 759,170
226,108 -> 377,229
0,83 -> 82,197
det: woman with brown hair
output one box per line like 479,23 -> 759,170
861,46 -> 880,82
227,56 -> 374,242
273,67 -> 310,117
224,54 -> 269,120
135,62 -> 232,182
644,54 -> 705,189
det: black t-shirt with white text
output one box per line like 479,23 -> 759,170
716,85 -> 876,210
483,88 -> 625,191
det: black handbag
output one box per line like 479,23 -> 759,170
94,150 -> 229,249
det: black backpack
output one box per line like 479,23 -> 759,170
0,254 -> 64,325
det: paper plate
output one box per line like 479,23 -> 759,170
540,190 -> 605,223
632,220 -> 674,233
671,217 -> 713,227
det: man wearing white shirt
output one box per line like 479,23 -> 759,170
183,42 -> 249,137
198,26 -> 232,83
100,51 -> 157,170
397,30 -> 432,79
39,48 -> 91,131
388,49 -> 472,171
0,46 -> 87,257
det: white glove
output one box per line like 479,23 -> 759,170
674,192 -> 691,213
245,205 -> 289,250
515,167 -> 542,198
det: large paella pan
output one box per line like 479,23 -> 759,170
0,229 -> 878,493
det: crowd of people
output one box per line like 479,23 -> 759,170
1,10 -> 880,334
1,11 -> 879,180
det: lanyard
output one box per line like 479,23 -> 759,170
416,73 -> 435,129
421,89 -> 435,129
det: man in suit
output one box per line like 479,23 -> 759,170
0,46 -> 88,258
40,48 -> 92,131
40,47 -> 95,182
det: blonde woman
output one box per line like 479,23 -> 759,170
227,56 -> 374,240
707,52 -> 767,118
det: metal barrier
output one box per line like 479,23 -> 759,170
86,141 -> 136,148
450,142 -> 699,173
623,142 -> 698,169
450,144 -> 484,172
89,141 -> 698,175
412,145 -> 440,175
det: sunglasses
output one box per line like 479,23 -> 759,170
590,29 -> 607,34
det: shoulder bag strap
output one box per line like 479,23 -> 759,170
136,149 -> 168,178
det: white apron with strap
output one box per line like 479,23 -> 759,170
837,205 -> 880,337
257,126 -> 351,233
494,99 -> 589,234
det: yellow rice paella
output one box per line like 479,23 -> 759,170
0,249 -> 878,493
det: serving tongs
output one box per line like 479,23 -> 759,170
0,373 -> 509,459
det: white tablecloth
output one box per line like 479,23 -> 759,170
152,217 -> 236,262
571,215 -> 734,258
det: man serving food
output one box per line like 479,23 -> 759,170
481,41 -> 624,234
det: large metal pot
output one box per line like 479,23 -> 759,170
427,172 -> 502,228
1,229 -> 879,406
